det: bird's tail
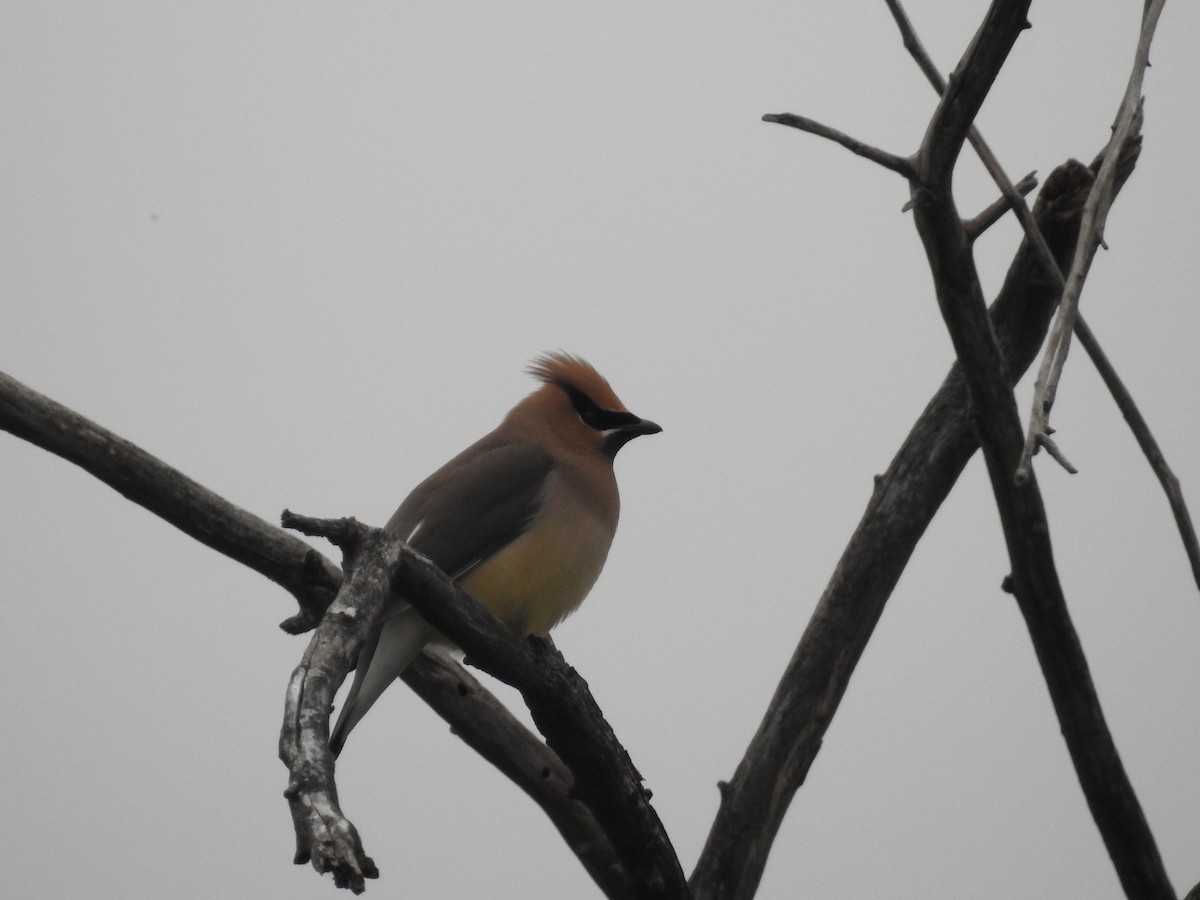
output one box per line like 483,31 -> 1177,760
329,606 -> 436,757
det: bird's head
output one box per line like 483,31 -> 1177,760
519,351 -> 661,457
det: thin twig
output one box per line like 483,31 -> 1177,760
888,0 -> 1198,586
1075,317 -> 1200,590
911,0 -> 1034,183
887,0 -> 1076,359
761,113 -> 915,178
886,0 -> 1064,302
964,170 -> 1038,239
887,0 -> 1043,238
1020,1 -> 1164,478
1036,430 -> 1078,474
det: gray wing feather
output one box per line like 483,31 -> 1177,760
387,438 -> 554,579
331,438 -> 553,756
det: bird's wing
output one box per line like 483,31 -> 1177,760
329,606 -> 435,756
387,439 -> 555,581
330,440 -> 554,756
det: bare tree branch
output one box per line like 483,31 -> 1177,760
761,113 -> 914,177
915,0 -> 1032,185
394,559 -> 689,900
906,2 -> 1173,895
0,370 -> 635,896
964,170 -> 1038,240
916,134 -> 1174,900
886,0 -> 1043,245
1021,0 -> 1165,478
401,651 -> 632,900
702,2 -> 1173,896
891,0 -> 1199,591
282,513 -> 688,899
3,3 -> 1189,897
0,370 -> 340,633
691,148 -> 1133,900
1074,317 -> 1200,591
279,515 -> 391,894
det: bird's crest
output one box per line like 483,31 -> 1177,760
528,352 -> 626,411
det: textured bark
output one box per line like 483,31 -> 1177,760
402,651 -> 631,900
2,2 -> 1181,896
0,375 -> 635,897
388,531 -> 689,899
0,371 -> 340,633
908,1 -> 1172,894
691,129 -> 1145,900
279,517 -> 392,894
281,513 -> 686,899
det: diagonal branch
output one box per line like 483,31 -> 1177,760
913,168 -> 1174,900
889,2 -> 1200,584
690,149 -> 1128,900
282,513 -> 688,899
964,170 -> 1038,239
401,651 -> 631,900
915,0 -> 1033,185
0,370 -> 633,898
1021,0 -> 1164,477
735,2 -> 1174,897
905,3 -> 1173,895
0,370 -> 340,633
395,553 -> 688,900
913,190 -> 1173,900
1073,317 -> 1200,590
886,0 -> 1041,229
761,113 -> 914,177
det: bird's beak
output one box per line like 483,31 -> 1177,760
601,415 -> 661,455
625,417 -> 662,437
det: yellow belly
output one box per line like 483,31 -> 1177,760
459,507 -> 613,635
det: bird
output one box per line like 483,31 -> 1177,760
330,351 -> 661,756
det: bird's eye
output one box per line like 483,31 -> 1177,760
579,408 -> 604,428
566,387 -> 603,427
565,386 -> 642,432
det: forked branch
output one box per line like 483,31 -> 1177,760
886,0 -> 1199,585
280,513 -> 687,899
1020,0 -> 1165,479
279,515 -> 391,894
691,148 -> 1142,900
903,1 -> 1173,896
0,368 -> 638,898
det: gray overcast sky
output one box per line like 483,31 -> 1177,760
3,3 -> 1198,898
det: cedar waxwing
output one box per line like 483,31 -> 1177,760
330,352 -> 660,756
